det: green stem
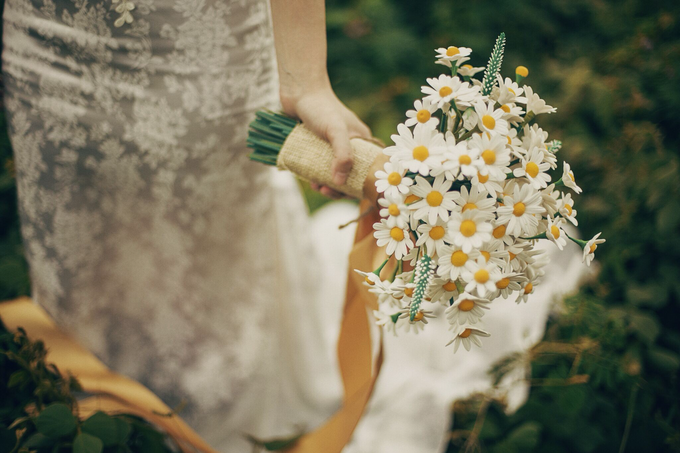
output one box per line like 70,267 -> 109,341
520,232 -> 547,240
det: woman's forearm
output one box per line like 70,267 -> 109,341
270,0 -> 331,110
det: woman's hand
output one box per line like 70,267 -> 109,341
281,87 -> 372,199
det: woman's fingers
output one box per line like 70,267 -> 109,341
326,124 -> 354,186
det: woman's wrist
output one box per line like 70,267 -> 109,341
278,71 -> 332,117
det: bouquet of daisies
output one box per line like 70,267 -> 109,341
248,33 -> 605,353
353,33 -> 605,352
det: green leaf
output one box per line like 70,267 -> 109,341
505,421 -> 541,449
0,426 -> 17,452
21,432 -> 54,449
647,347 -> 680,373
81,412 -> 130,447
35,403 -> 77,438
72,432 -> 103,453
7,369 -> 28,388
628,310 -> 660,345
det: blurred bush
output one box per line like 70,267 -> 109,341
1,0 -> 679,451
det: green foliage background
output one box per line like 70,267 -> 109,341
1,0 -> 679,452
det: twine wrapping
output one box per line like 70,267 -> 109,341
277,124 -> 383,199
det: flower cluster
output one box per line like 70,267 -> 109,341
358,36 -> 605,352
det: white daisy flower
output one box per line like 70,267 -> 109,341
525,249 -> 549,281
416,219 -> 450,257
494,270 -> 527,299
427,277 -> 460,305
583,232 -> 605,266
457,64 -> 485,78
445,292 -> 491,326
434,45 -> 473,66
506,241 -> 537,272
378,194 -> 409,228
513,147 -> 552,189
462,256 -> 502,297
354,269 -> 386,290
446,325 -> 490,352
470,171 -> 504,198
516,279 -> 537,304
447,210 -> 493,253
397,308 -> 436,333
374,309 -> 406,336
541,183 -> 561,217
451,185 -> 496,219
434,135 -> 483,180
559,193 -> 578,226
467,132 -> 511,182
374,161 -> 413,198
478,239 -> 507,268
437,245 -> 480,281
523,85 -> 556,115
385,123 -> 447,176
422,75 -> 479,109
498,103 -> 525,125
491,220 -> 514,246
496,183 -> 546,237
562,162 -> 583,194
495,75 -> 527,105
409,175 -> 457,224
373,220 -> 413,259
473,100 -> 509,136
546,217 -> 568,250
405,98 -> 440,128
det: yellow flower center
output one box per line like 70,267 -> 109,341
508,88 -> 516,95
589,244 -> 598,254
474,269 -> 489,283
412,311 -> 424,321
446,46 -> 460,57
462,64 -> 473,70
565,204 -> 573,215
526,162 -> 540,178
459,299 -> 475,311
443,281 -> 457,292
459,154 -> 472,165
405,194 -> 420,204
550,225 -> 560,239
459,328 -> 472,338
387,172 -> 402,185
482,115 -> 496,130
416,109 -> 431,123
496,277 -> 510,289
462,202 -> 477,212
524,282 -> 533,294
365,276 -> 374,285
413,145 -> 429,161
500,104 -> 511,113
513,202 -> 526,216
426,191 -> 443,207
478,172 -> 489,183
429,226 -> 446,240
481,251 -> 491,262
516,66 -> 529,77
482,149 -> 496,164
451,250 -> 468,267
404,287 -> 414,297
508,251 -> 517,261
390,227 -> 404,241
388,204 -> 400,216
507,136 -> 512,144
493,224 -> 506,238
439,86 -> 453,97
569,171 -> 575,182
460,220 -> 476,237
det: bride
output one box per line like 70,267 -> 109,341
2,0 -> 371,450
2,0 -> 588,451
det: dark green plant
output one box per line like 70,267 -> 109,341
0,318 -> 178,453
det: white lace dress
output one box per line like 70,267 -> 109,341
2,0 -> 346,450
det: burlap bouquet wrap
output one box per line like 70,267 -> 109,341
277,124 -> 383,199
